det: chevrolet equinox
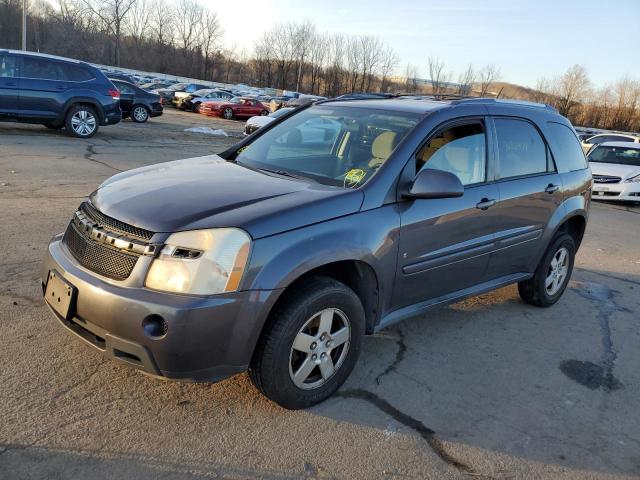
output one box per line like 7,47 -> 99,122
42,98 -> 592,409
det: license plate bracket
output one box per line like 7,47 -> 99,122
45,270 -> 76,320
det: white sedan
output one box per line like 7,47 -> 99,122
588,142 -> 640,202
581,133 -> 640,154
244,107 -> 294,135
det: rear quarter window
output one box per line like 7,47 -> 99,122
62,64 -> 94,82
547,122 -> 588,171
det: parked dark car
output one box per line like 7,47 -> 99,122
109,79 -> 163,123
175,89 -> 235,111
0,49 -> 121,137
104,72 -> 136,84
152,83 -> 188,104
140,81 -> 175,91
171,83 -> 213,107
42,98 -> 591,409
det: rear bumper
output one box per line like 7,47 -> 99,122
42,235 -> 278,382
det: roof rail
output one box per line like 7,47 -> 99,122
451,97 -> 557,111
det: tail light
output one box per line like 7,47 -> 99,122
108,88 -> 120,100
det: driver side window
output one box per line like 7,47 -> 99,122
416,122 -> 486,186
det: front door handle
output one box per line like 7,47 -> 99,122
545,183 -> 560,194
476,198 -> 496,210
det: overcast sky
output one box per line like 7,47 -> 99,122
206,0 -> 639,88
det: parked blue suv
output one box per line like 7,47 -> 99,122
0,50 -> 121,138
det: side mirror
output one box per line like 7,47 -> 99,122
404,169 -> 464,199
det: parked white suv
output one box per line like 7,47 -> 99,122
588,142 -> 640,202
581,133 -> 640,154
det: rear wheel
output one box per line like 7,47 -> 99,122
193,102 -> 201,113
65,105 -> 98,138
518,233 -> 576,307
131,105 -> 149,123
223,108 -> 234,120
249,277 -> 365,409
260,110 -> 269,116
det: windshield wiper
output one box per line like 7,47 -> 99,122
258,167 -> 316,182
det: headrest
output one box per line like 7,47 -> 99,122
444,146 -> 470,164
372,131 -> 397,159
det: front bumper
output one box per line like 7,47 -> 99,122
42,235 -> 278,382
592,182 -> 640,201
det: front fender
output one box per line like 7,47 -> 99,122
242,205 -> 401,315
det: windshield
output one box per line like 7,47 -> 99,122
235,105 -> 420,187
588,145 -> 640,166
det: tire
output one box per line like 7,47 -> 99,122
249,276 -> 365,409
223,108 -> 234,120
260,110 -> 269,116
193,102 -> 201,113
131,105 -> 149,123
65,105 -> 98,138
518,233 -> 576,307
44,123 -> 63,130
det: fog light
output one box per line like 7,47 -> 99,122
142,314 -> 168,338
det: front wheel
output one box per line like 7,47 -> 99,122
131,105 -> 149,123
249,277 -> 365,409
518,233 -> 576,307
223,108 -> 234,120
260,110 -> 269,116
65,105 -> 98,138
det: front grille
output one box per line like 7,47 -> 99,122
593,175 -> 621,184
63,220 -> 140,281
80,202 -> 153,241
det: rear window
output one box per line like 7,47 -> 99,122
0,54 -> 17,77
62,64 -> 93,82
547,122 -> 588,171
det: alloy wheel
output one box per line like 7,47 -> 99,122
288,308 -> 351,390
546,246 -> 569,295
71,110 -> 96,136
133,106 -> 148,122
223,108 -> 233,119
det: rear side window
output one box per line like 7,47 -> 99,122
495,118 -> 548,179
547,122 -> 588,171
61,64 -> 93,82
0,54 -> 17,77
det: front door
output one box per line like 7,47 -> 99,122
0,54 -> 19,118
392,119 -> 501,311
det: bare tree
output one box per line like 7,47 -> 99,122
174,0 -> 203,74
125,0 -> 151,48
554,64 -> 590,116
478,64 -> 501,97
378,46 -> 398,93
81,0 -> 136,66
456,64 -> 475,95
404,63 -> 418,93
197,9 -> 223,80
427,56 -> 449,94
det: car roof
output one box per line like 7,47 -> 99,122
316,97 -> 560,116
2,49 -> 84,64
588,133 -> 639,139
597,141 -> 640,148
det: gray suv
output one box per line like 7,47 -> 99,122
42,98 -> 592,409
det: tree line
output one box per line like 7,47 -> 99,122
0,0 -> 637,131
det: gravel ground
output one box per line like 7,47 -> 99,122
1,109 -> 639,480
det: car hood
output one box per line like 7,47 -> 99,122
589,162 -> 640,180
246,116 -> 274,127
90,155 -> 363,239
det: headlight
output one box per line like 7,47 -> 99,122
145,228 -> 251,295
625,173 -> 640,183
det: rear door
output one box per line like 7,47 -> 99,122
17,56 -> 71,121
392,118 -> 501,310
486,117 -> 563,277
0,53 -> 19,118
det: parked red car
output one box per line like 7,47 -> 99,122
199,97 -> 269,119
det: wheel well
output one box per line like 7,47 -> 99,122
64,101 -> 102,121
270,261 -> 380,335
557,215 -> 586,248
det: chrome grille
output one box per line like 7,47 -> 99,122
593,175 -> 621,184
80,202 -> 153,241
63,221 -> 139,280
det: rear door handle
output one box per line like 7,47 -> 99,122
545,183 -> 560,194
476,198 -> 496,210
